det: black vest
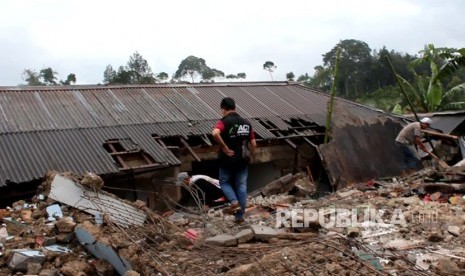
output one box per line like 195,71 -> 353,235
218,112 -> 252,168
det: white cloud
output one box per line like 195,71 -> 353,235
1,0 -> 464,85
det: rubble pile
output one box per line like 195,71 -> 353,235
0,172 -> 184,275
1,164 -> 465,275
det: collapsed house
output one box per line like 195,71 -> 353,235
0,82 -> 436,208
2,82 -> 465,275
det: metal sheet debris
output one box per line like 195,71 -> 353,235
48,175 -> 146,228
75,226 -> 132,275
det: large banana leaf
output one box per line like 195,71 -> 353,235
426,62 -> 443,111
434,48 -> 465,82
426,81 -> 443,111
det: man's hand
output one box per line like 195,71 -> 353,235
221,145 -> 234,156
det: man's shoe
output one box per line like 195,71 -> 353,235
222,202 -> 241,215
234,218 -> 245,224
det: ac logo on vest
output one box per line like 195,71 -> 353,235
237,125 -> 250,135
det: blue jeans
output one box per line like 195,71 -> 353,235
398,142 -> 419,170
219,166 -> 248,219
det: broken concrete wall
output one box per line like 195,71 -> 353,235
319,104 -> 405,189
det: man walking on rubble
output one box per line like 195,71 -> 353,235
395,117 -> 432,176
176,172 -> 225,210
212,97 -> 256,224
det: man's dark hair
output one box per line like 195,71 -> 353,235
220,97 -> 236,110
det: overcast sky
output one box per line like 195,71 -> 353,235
1,0 -> 464,86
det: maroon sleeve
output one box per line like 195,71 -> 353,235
214,120 -> 225,132
250,131 -> 255,140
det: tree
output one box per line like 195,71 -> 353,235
103,65 -> 117,84
322,39 -> 373,98
263,61 -> 276,81
174,56 -> 211,83
157,72 -> 169,82
286,72 -> 295,81
103,52 -> 156,84
60,74 -> 76,85
127,52 -> 156,84
201,68 -> 224,82
40,67 -> 58,85
307,66 -> 332,92
237,73 -> 247,81
22,67 -> 75,86
397,44 -> 465,112
226,74 -> 238,79
22,69 -> 42,86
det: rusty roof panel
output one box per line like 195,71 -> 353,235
0,129 -> 120,185
0,82 -> 392,185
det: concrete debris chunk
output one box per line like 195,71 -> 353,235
261,174 -> 297,196
435,258 -> 461,275
384,239 -> 425,250
3,217 -> 27,235
60,259 -> 91,275
0,227 -> 8,242
347,227 -> 360,238
447,225 -> 460,237
250,224 -> 277,241
27,262 -> 42,275
54,216 -> 76,233
80,171 -> 104,192
8,250 -> 46,271
46,204 -> 63,221
336,189 -> 362,198
235,229 -> 254,244
205,234 -> 238,247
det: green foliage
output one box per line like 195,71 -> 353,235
237,73 -> 247,80
296,73 -> 312,87
104,52 -> 156,84
322,39 -> 372,98
396,44 -> 465,112
40,68 -> 58,85
157,72 -> 169,82
60,74 -> 76,85
306,66 -> 332,92
174,56 -> 223,83
22,69 -> 42,86
286,72 -> 295,81
201,68 -> 224,82
22,67 -> 76,86
355,86 -> 402,112
263,61 -> 276,81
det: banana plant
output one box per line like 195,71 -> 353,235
396,44 -> 465,112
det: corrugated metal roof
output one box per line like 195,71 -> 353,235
0,82 -> 389,186
430,114 -> 465,135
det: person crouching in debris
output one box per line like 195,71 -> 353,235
395,117 -> 432,176
176,172 -> 226,210
212,97 -> 257,224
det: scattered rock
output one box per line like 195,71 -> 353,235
435,258 -> 461,275
205,234 -> 238,247
347,227 -> 360,238
235,229 -> 254,243
447,225 -> 460,237
250,225 -> 277,241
